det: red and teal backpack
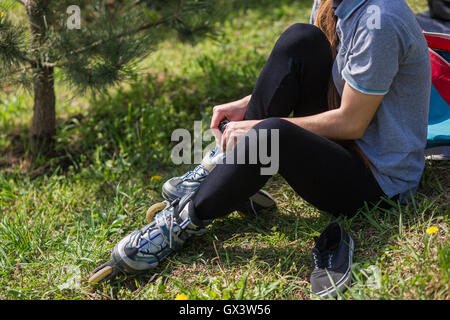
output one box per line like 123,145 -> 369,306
424,31 -> 450,152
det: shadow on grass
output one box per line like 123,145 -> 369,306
1,0 -> 317,177
84,158 -> 449,299
0,52 -> 266,177
100,207 -> 327,298
121,162 -> 448,298
2,0 -> 447,298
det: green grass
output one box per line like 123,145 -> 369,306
0,0 -> 448,300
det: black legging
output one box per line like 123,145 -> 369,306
192,23 -> 386,219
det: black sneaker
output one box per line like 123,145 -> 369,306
310,221 -> 354,298
233,189 -> 276,217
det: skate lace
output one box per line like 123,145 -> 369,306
138,199 -> 181,251
182,165 -> 208,182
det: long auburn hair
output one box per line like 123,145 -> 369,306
314,0 -> 341,109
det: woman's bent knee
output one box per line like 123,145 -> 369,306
255,117 -> 288,130
276,23 -> 330,56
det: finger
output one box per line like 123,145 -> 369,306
211,108 -> 225,145
224,127 -> 241,153
210,127 -> 222,147
228,129 -> 243,153
221,122 -> 235,152
221,126 -> 228,152
210,107 -> 224,130
227,134 -> 237,153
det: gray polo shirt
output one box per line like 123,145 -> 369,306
310,0 -> 431,202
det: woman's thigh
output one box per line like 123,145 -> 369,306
267,118 -> 385,216
244,23 -> 333,120
193,118 -> 385,219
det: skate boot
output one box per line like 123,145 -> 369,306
162,120 -> 276,216
162,145 -> 225,201
88,194 -> 211,283
162,119 -> 228,201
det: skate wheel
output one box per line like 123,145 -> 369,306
146,202 -> 167,223
88,265 -> 114,283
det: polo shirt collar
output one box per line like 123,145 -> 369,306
332,0 -> 342,10
334,0 -> 368,20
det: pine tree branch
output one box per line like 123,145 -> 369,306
1,64 -> 32,77
67,19 -> 166,57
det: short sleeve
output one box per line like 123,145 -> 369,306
342,14 -> 403,96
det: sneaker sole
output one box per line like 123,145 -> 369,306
314,236 -> 354,299
249,189 -> 276,208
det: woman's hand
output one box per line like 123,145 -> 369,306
210,95 -> 251,142
221,120 -> 262,152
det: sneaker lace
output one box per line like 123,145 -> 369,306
312,250 -> 333,269
312,237 -> 334,269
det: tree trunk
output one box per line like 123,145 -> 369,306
27,0 -> 56,154
31,66 -> 56,154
